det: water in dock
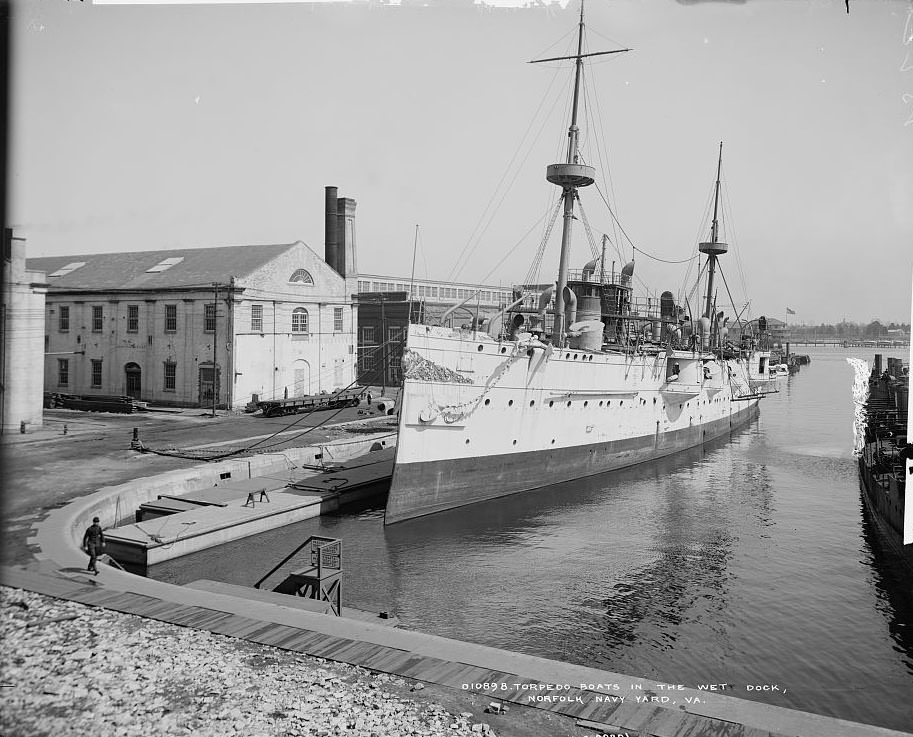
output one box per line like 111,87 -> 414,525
148,346 -> 913,733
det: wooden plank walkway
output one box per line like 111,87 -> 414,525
2,566 -> 909,737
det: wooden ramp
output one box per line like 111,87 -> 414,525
291,448 -> 395,493
185,579 -> 399,626
2,566 -> 909,737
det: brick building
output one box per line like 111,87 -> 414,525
354,277 -> 516,387
28,239 -> 358,410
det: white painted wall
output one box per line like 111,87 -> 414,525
2,238 -> 47,432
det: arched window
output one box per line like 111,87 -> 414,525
289,269 -> 314,285
292,307 -> 309,334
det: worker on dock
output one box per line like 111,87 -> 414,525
82,517 -> 105,575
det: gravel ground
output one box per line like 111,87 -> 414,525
0,586 -> 502,737
0,586 -> 586,737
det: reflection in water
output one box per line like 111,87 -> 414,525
149,348 -> 913,731
858,488 -> 913,676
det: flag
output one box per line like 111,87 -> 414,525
786,307 -> 796,315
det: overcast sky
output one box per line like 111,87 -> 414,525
9,0 -> 913,324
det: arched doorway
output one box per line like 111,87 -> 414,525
124,363 -> 142,399
292,359 -> 311,397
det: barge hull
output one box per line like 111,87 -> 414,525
386,401 -> 758,524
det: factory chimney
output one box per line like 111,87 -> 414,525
325,186 -> 338,272
336,197 -> 357,278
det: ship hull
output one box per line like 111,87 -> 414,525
386,400 -> 758,523
385,324 -> 767,524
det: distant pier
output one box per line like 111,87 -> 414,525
785,340 -> 910,348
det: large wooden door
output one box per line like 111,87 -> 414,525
293,360 -> 310,397
199,366 -> 220,407
124,363 -> 142,399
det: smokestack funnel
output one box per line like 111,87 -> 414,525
325,186 -> 338,272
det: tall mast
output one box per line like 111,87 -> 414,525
532,1 -> 629,347
700,141 -> 728,321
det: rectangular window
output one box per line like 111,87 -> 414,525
359,352 -> 377,374
359,326 -> 376,343
44,335 -> 49,353
127,304 -> 139,332
334,307 -> 344,332
92,305 -> 103,332
387,327 -> 404,380
58,305 -> 70,332
204,303 -> 216,332
358,280 -> 370,292
251,304 -> 263,332
91,359 -> 103,388
165,304 -> 177,332
164,362 -> 176,391
57,358 -> 69,386
291,308 -> 309,334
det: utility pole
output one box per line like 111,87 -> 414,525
380,294 -> 386,395
212,282 -> 218,417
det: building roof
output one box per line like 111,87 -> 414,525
26,243 -> 300,291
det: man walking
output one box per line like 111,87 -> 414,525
82,516 -> 105,575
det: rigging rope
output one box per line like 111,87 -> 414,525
522,198 -> 563,289
575,196 -> 603,262
448,63 -> 565,284
632,245 -> 698,264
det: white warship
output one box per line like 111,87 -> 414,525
385,3 -> 774,524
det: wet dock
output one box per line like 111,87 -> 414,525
3,565 -> 909,737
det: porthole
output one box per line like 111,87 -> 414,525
508,400 -> 514,407
574,353 -> 578,360
551,439 -> 556,444
599,401 -> 604,407
530,400 -> 535,407
620,400 -> 624,406
608,401 -> 612,407
567,401 -> 572,407
477,345 -> 484,352
653,397 -> 657,404
565,352 -> 571,359
465,439 -> 470,444
549,400 -> 555,407
513,439 -> 518,445
500,347 -> 507,354
484,399 -> 491,406
583,401 -> 588,407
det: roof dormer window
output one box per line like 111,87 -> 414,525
146,257 -> 184,273
48,262 -> 86,277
